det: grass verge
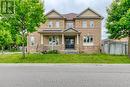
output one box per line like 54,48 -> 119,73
0,53 -> 130,63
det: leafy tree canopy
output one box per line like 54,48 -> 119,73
0,0 -> 46,58
106,0 -> 130,58
0,29 -> 12,47
106,0 -> 130,39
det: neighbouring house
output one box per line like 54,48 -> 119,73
27,8 -> 103,53
102,38 -> 128,55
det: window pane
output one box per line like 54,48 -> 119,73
82,20 -> 87,28
49,37 -> 52,41
90,21 -> 94,28
56,22 -> 60,28
66,23 -> 74,28
83,36 -> 93,45
49,36 -> 59,45
49,36 -> 52,45
90,37 -> 93,42
84,38 -> 86,43
48,21 -> 53,28
87,36 -> 89,43
30,36 -> 35,46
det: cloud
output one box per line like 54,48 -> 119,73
44,0 -> 113,39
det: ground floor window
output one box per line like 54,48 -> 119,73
49,36 -> 59,45
83,36 -> 93,46
30,36 -> 35,46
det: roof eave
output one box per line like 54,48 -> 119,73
45,9 -> 64,18
77,8 -> 104,19
75,17 -> 104,19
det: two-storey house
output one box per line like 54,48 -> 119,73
27,8 -> 103,53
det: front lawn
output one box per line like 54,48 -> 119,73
0,53 -> 130,63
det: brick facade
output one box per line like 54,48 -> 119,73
27,8 -> 103,53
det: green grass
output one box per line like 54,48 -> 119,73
0,53 -> 130,63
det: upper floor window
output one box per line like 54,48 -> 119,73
83,36 -> 93,46
66,22 -> 74,29
48,21 -> 53,28
82,20 -> 87,28
56,21 -> 60,28
49,36 -> 59,45
30,36 -> 35,46
90,20 -> 94,28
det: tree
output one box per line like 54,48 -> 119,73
106,0 -> 130,57
3,0 -> 46,58
0,29 -> 12,53
0,17 -> 12,53
0,15 -> 22,51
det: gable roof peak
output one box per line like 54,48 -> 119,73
64,28 -> 80,33
46,9 -> 64,18
77,7 -> 104,19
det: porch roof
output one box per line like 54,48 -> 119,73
64,28 -> 80,33
38,29 -> 63,34
38,28 -> 81,35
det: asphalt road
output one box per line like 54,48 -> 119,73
0,64 -> 130,87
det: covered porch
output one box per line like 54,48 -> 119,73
38,28 -> 81,53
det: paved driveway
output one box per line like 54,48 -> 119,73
0,64 -> 130,87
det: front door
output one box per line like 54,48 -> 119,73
65,37 -> 75,49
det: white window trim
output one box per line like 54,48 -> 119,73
41,34 -> 43,44
30,36 -> 35,46
56,21 -> 60,28
66,22 -> 74,29
83,36 -> 94,46
82,20 -> 87,28
49,36 -> 59,46
48,21 -> 53,28
90,20 -> 94,28
83,43 -> 94,46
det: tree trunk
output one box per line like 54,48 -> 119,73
1,46 -> 4,54
21,31 -> 26,59
22,42 -> 25,59
128,33 -> 130,58
9,45 -> 11,51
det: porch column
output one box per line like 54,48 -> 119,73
62,34 -> 64,44
77,34 -> 79,44
41,34 -> 43,44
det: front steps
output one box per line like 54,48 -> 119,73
64,49 -> 79,54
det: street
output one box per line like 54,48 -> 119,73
0,64 -> 130,87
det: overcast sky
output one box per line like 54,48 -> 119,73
44,0 -> 113,39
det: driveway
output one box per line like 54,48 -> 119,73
0,64 -> 130,87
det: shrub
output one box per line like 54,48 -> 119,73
47,50 -> 59,54
41,50 -> 47,54
41,50 -> 59,54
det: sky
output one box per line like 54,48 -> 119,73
44,0 -> 113,39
